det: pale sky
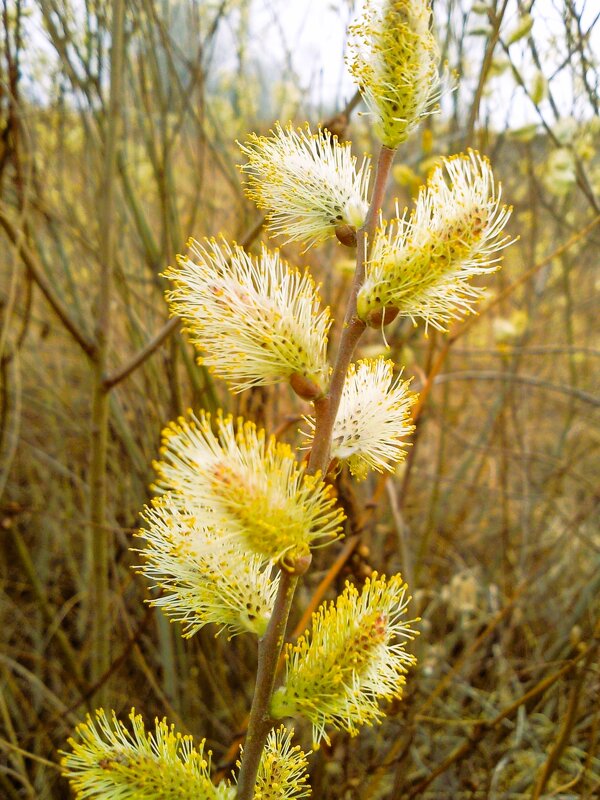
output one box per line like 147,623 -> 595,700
24,0 -> 599,130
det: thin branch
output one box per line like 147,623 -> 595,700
307,144 -> 396,476
103,316 -> 180,390
386,480 -> 414,597
0,353 -> 20,502
433,370 -> 600,407
235,141 -> 396,800
0,209 -> 96,358
406,641 -> 594,798
88,0 -> 125,697
235,568 -> 302,800
463,0 -> 510,146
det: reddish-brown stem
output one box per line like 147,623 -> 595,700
364,146 -> 396,237
235,143 -> 396,800
307,317 -> 366,475
307,144 -> 396,477
235,568 -> 300,800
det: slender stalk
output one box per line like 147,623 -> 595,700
103,317 -> 181,390
462,0 -> 509,147
235,568 -> 301,800
306,317 -> 365,475
0,210 -> 96,357
88,0 -> 125,699
235,144 -> 396,800
307,144 -> 396,477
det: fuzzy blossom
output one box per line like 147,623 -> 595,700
138,494 -> 279,638
61,708 -> 234,800
304,358 -> 416,480
238,122 -> 371,249
357,150 -> 514,331
271,573 -> 417,746
164,238 -> 330,396
237,726 -> 311,800
153,410 -> 344,566
348,0 -> 440,148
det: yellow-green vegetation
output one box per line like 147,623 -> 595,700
1,0 -> 599,798
271,573 -> 416,745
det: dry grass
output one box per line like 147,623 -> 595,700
1,1 -> 599,797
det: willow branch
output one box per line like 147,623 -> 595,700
463,0 -> 510,146
88,0 -> 125,697
0,210 -> 96,358
235,567 -> 302,800
434,370 -> 600,407
307,144 -> 396,476
102,316 -> 181,390
235,140 -> 396,799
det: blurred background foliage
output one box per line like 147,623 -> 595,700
1,0 -> 599,797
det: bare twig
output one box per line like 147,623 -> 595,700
531,620 -> 600,799
236,143 -> 397,800
406,642 -> 593,797
102,316 -> 181,390
235,569 -> 301,800
433,370 -> 600,407
88,0 -> 125,698
463,0 -> 510,146
0,210 -> 96,357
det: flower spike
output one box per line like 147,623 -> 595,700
237,726 -> 311,800
61,708 -> 234,800
238,122 -> 371,249
348,0 -> 440,148
304,358 -> 416,480
271,573 -> 417,746
138,494 -> 279,638
153,410 -> 344,565
164,237 -> 330,395
357,150 -> 514,331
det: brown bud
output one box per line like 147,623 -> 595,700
290,372 -> 324,401
365,306 -> 400,328
322,112 -> 349,140
335,224 -> 357,248
280,550 -> 313,576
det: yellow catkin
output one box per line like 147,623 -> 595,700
348,0 -> 440,148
